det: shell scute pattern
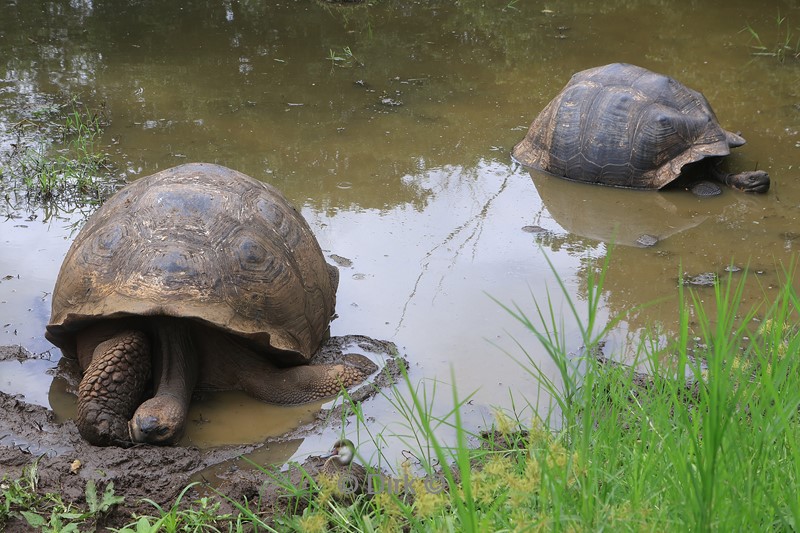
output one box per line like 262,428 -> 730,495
513,63 -> 741,190
47,163 -> 336,361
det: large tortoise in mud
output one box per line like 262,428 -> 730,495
512,63 -> 770,195
46,163 -> 376,447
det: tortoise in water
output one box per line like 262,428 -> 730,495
46,163 -> 377,446
512,63 -> 770,195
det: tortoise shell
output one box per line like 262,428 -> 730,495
511,63 -> 747,189
46,163 -> 337,363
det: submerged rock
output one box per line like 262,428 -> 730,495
681,272 -> 718,287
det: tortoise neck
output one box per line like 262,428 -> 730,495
150,317 -> 199,405
707,159 -> 732,186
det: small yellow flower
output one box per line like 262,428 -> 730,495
516,513 -> 552,533
380,516 -> 404,533
374,490 -> 403,518
528,419 -> 549,447
758,318 -> 775,336
472,454 -> 517,506
508,475 -> 530,508
547,441 -> 568,469
296,511 -> 328,533
412,477 -> 447,519
777,340 -> 788,359
483,454 -> 514,479
315,472 -> 338,506
523,454 -> 542,487
493,408 -> 518,437
471,469 -> 492,505
510,507 -> 539,532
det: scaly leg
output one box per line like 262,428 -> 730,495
241,354 -> 378,405
128,318 -> 198,445
76,331 -> 150,446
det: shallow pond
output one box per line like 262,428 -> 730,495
1,0 -> 799,464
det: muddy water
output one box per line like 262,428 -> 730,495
1,0 -> 799,463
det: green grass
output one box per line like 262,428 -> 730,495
327,46 -> 363,69
112,484 -> 246,533
0,460 -> 123,532
272,255 -> 800,532
3,253 -> 800,531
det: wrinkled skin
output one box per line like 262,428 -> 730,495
719,169 -> 770,193
72,318 -> 377,446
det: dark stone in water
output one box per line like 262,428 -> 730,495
681,272 -> 718,287
521,225 -> 547,234
329,254 -> 353,268
634,234 -> 658,247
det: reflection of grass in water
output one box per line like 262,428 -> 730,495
1,97 -> 121,218
743,11 -> 800,63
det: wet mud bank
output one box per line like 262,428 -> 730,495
0,336 -> 406,530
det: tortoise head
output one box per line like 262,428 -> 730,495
726,170 -> 770,193
128,394 -> 187,445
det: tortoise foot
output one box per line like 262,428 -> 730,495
76,331 -> 150,446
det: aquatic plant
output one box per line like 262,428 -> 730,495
0,97 -> 121,217
327,46 -> 363,69
743,12 -> 800,63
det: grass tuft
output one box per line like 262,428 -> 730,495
1,96 -> 122,218
1,460 -> 124,531
742,11 -> 800,63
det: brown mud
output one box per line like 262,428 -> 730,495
0,336 -> 406,531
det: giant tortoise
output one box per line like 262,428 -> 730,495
46,163 -> 377,446
512,63 -> 770,195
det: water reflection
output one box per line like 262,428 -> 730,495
528,169 -> 709,249
528,161 -> 798,334
1,0 -> 560,205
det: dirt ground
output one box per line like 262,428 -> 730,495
0,336 -> 406,531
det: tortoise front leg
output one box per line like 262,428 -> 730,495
76,330 -> 151,446
241,354 -> 378,405
128,318 -> 199,445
